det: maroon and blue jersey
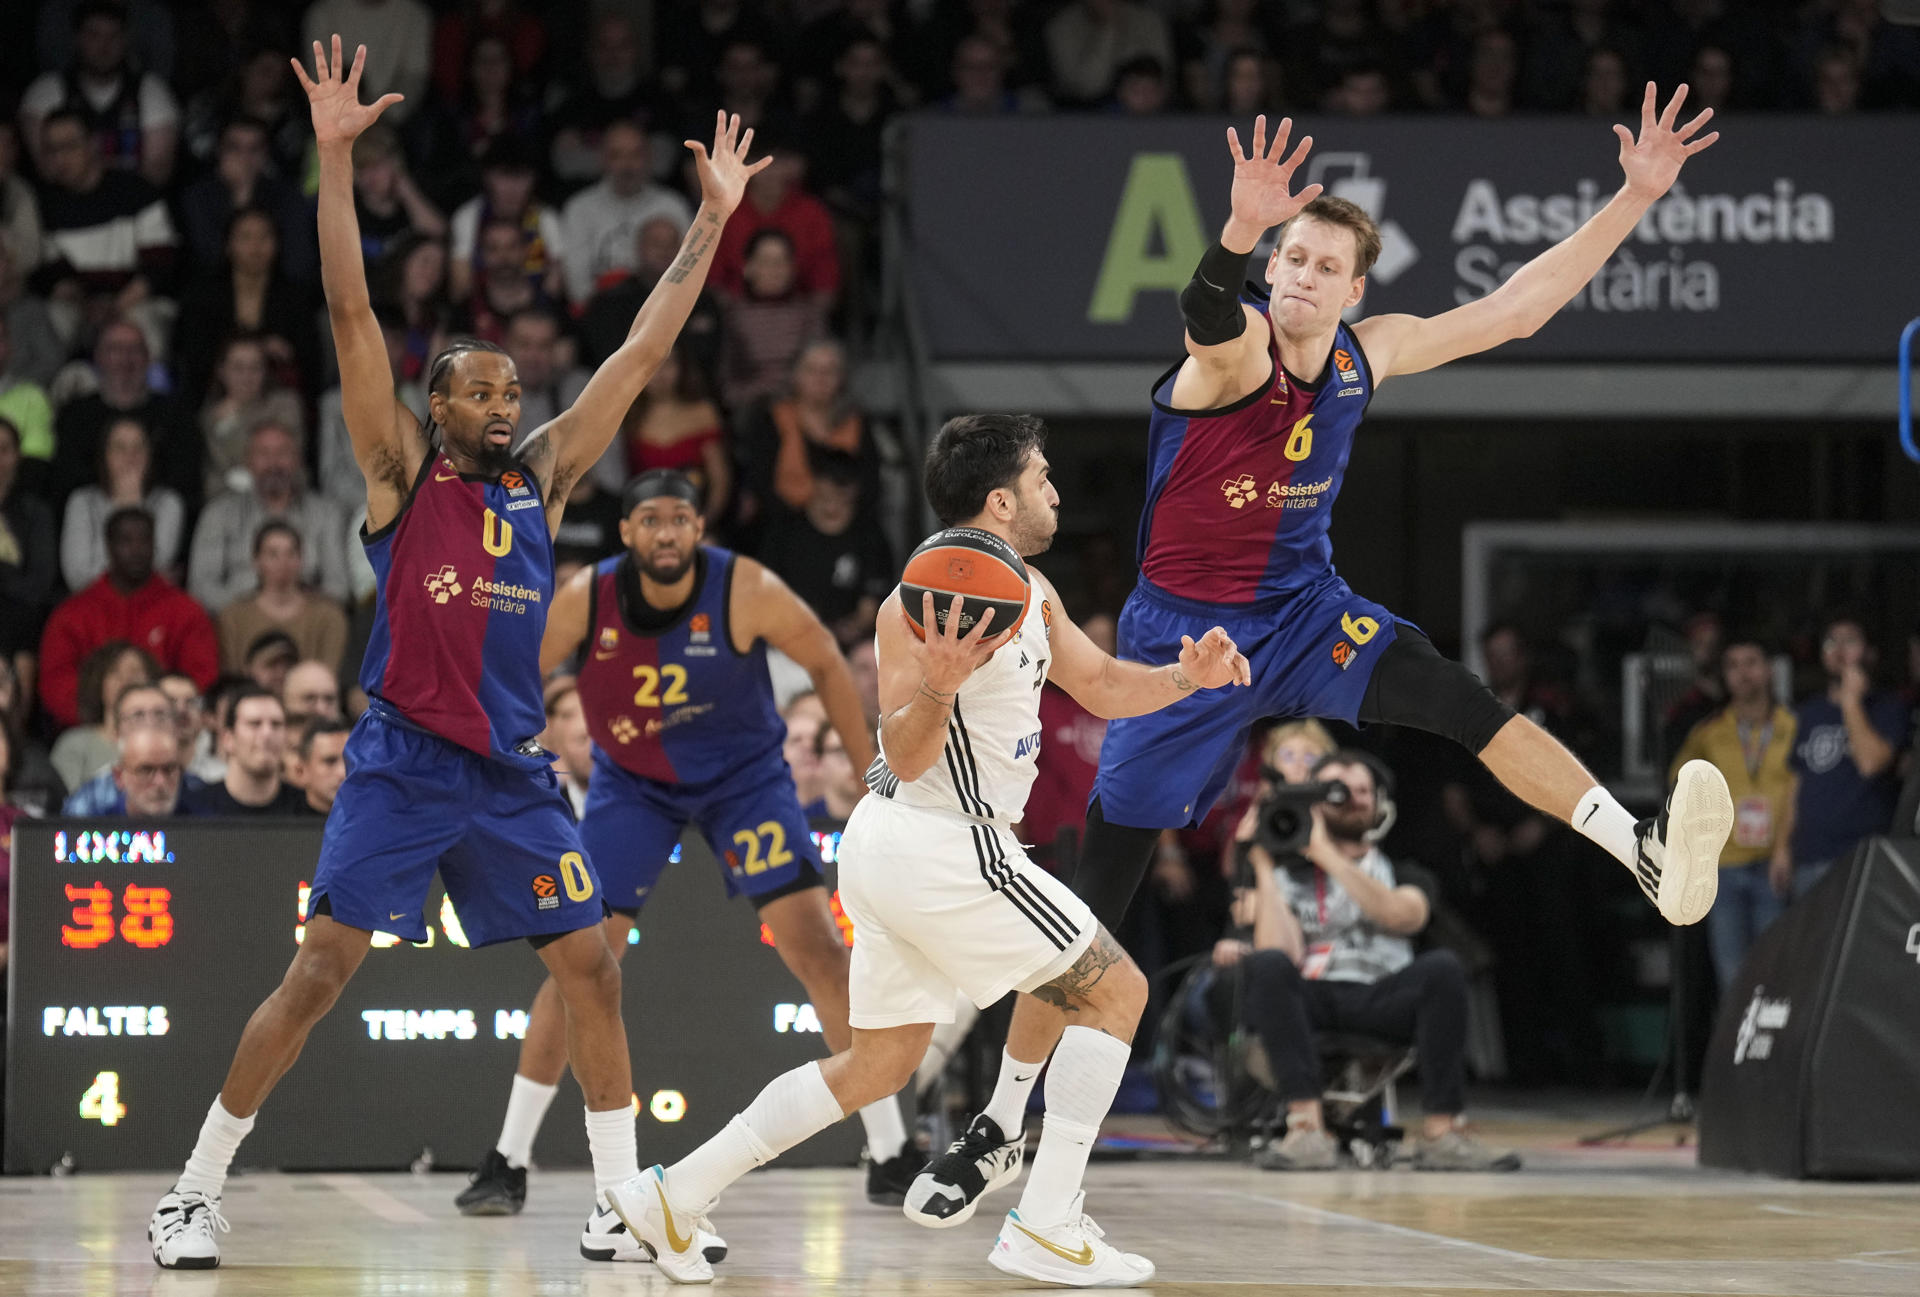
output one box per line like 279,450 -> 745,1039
575,546 -> 785,785
1138,315 -> 1374,606
358,451 -> 553,768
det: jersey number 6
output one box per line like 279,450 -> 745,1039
1284,414 -> 1314,463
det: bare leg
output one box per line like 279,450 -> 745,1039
516,913 -> 635,1087
758,889 -> 854,1053
219,915 -> 372,1116
1476,714 -> 1603,822
535,924 -> 631,1110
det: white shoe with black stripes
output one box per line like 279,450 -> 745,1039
1632,759 -> 1732,926
903,1114 -> 1024,1228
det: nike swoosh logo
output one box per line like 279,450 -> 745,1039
593,649 -> 619,660
1581,805 -> 1599,826
1012,1072 -> 1037,1083
656,1182 -> 694,1254
1198,273 -> 1224,291
434,470 -> 460,482
389,911 -> 406,921
1013,1221 -> 1094,1266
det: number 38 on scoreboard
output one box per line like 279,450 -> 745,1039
60,883 -> 174,949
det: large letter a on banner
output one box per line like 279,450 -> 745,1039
1087,154 -> 1208,324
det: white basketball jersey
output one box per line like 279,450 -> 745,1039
869,578 -> 1053,825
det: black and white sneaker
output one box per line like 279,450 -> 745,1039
903,1114 -> 1024,1229
582,1199 -> 727,1264
149,1186 -> 228,1269
1633,759 -> 1732,926
865,1139 -> 920,1206
454,1149 -> 527,1216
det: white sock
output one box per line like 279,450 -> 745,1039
176,1098 -> 255,1197
981,1046 -> 1045,1138
916,995 -> 982,1097
669,1061 -> 842,1210
857,1095 -> 908,1160
583,1105 -> 639,1199
1016,1026 -> 1129,1227
1573,785 -> 1640,868
496,1074 -> 558,1169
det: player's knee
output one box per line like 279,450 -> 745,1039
1361,631 -> 1516,753
280,946 -> 357,1019
552,939 -> 623,1007
1088,951 -> 1148,1027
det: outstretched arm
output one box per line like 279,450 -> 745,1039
523,112 -> 768,515
732,559 -> 878,774
1357,83 -> 1719,381
1036,572 -> 1249,719
293,37 -> 422,528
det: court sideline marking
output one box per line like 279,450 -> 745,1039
315,1174 -> 431,1224
1207,1189 -> 1544,1263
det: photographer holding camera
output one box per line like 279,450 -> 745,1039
1220,747 -> 1519,1172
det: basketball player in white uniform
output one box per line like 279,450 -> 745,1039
604,413 -> 1249,1285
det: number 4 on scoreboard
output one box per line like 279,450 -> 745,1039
79,1071 -> 126,1126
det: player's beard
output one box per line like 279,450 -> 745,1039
1010,500 -> 1059,557
1323,803 -> 1373,843
447,423 -> 520,478
638,548 -> 694,583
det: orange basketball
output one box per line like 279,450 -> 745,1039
899,527 -> 1029,641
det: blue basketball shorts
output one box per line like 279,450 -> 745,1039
1092,575 -> 1406,830
579,744 -> 824,915
311,711 -> 606,947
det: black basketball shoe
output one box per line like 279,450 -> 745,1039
455,1149 -> 527,1216
864,1139 -> 920,1206
902,1114 -> 1024,1228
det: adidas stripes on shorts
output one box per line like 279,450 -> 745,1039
837,795 -> 1095,1030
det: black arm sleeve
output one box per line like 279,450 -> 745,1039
1178,241 -> 1253,345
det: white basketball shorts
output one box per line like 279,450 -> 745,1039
837,794 -> 1096,1029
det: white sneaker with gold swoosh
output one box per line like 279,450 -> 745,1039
603,1166 -> 714,1284
988,1192 -> 1154,1288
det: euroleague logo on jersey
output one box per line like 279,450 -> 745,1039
1333,348 -> 1360,385
530,874 -> 560,910
1330,640 -> 1355,669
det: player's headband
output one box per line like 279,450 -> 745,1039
621,469 -> 702,515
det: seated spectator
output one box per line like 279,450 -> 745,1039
351,122 -> 448,264
561,120 -> 693,308
709,147 -> 841,310
301,0 -> 432,122
216,521 -> 349,674
1462,27 -> 1519,117
241,630 -> 296,694
546,14 -> 659,185
718,230 -> 826,412
0,233 -> 64,390
0,116 -> 43,275
938,34 -> 1050,115
756,451 -> 891,648
1661,610 -> 1728,761
621,345 -> 730,528
1227,750 -> 1519,1172
783,689 -> 828,815
197,335 -> 308,498
22,1 -> 180,186
502,307 -> 588,441
52,654 -> 161,791
455,216 -> 558,345
60,416 -> 185,589
579,216 -> 723,382
1111,54 -> 1172,114
812,724 -> 863,820
1784,616 -> 1912,897
31,108 -> 179,362
0,659 -> 69,814
175,207 -> 322,412
156,668 -> 223,783
184,46 -> 311,182
35,0 -> 176,85
0,417 -> 59,663
447,139 -> 563,306
1691,44 -> 1738,112
291,714 -> 349,815
431,0 -> 546,106
51,320 -> 199,511
1044,0 -> 1172,107
657,0 -> 779,104
282,659 -> 342,726
316,311 -> 430,515
110,719 -> 189,816
802,36 -> 900,225
411,33 -> 545,205
542,675 -> 591,820
39,507 -> 217,729
0,316 -> 57,473
1671,632 -> 1796,992
184,682 -> 306,814
846,637 -> 879,723
689,37 -> 799,140
60,679 -> 176,811
1579,45 -> 1633,117
1810,44 -> 1864,114
792,0 -> 902,109
372,233 -> 451,386
552,472 -> 624,577
189,421 -> 350,613
1325,64 -> 1392,115
741,338 -> 879,525
177,116 -> 317,284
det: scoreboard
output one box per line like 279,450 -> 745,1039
4,820 -> 862,1173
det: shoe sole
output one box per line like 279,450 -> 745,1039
903,1148 -> 1023,1230
988,1241 -> 1155,1288
1661,761 -> 1732,925
151,1252 -> 219,1271
580,1237 -> 650,1263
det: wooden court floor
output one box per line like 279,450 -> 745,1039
3,1118 -> 1917,1296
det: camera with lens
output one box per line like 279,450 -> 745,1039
1253,777 -> 1351,857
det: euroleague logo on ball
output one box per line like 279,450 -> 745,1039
947,556 -> 975,581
